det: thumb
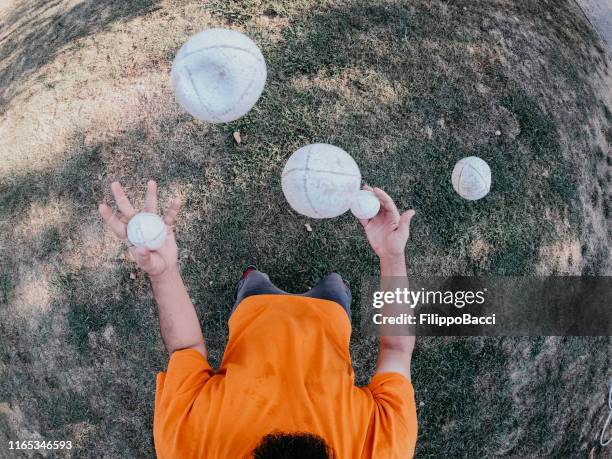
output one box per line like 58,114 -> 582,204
397,210 -> 416,240
134,246 -> 155,272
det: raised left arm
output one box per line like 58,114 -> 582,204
99,181 -> 206,358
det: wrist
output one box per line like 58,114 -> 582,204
149,264 -> 181,285
380,255 -> 407,276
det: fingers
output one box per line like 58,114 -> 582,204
397,210 -> 416,240
104,181 -> 179,238
116,212 -> 130,224
144,180 -> 158,213
111,182 -> 136,219
373,187 -> 400,220
99,202 -> 128,239
164,197 -> 182,227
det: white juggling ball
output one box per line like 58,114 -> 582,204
171,28 -> 267,123
127,212 -> 167,250
281,144 -> 362,219
451,156 -> 491,200
350,190 -> 381,219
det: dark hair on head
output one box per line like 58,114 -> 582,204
252,432 -> 334,459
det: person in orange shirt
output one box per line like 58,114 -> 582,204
100,180 -> 417,458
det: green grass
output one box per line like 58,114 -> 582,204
412,338 -> 513,455
1,0 -> 611,457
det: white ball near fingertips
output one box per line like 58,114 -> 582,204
127,212 -> 167,250
281,143 -> 362,219
350,190 -> 381,219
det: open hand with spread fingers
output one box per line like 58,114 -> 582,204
99,180 -> 182,279
358,185 -> 415,261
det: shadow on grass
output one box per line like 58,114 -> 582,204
222,0 -> 604,275
0,0 -> 161,112
0,121 -> 214,456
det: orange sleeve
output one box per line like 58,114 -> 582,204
154,349 -> 214,457
156,348 -> 213,396
364,372 -> 418,458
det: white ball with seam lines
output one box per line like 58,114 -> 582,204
127,212 -> 167,250
171,28 -> 267,123
281,144 -> 362,219
451,156 -> 491,200
350,190 -> 381,219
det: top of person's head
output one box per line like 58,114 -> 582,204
252,432 -> 334,459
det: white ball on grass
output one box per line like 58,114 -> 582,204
451,156 -> 491,200
127,212 -> 167,250
171,28 -> 267,123
350,190 -> 381,219
281,144 -> 362,219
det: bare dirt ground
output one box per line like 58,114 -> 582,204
1,1 -> 611,457
577,0 -> 612,48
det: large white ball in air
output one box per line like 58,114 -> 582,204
127,212 -> 167,250
451,156 -> 491,200
350,190 -> 381,219
171,28 -> 267,123
281,144 -> 362,219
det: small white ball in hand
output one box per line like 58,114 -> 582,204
350,190 -> 381,219
127,212 -> 167,250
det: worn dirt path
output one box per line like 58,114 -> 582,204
577,0 -> 612,50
